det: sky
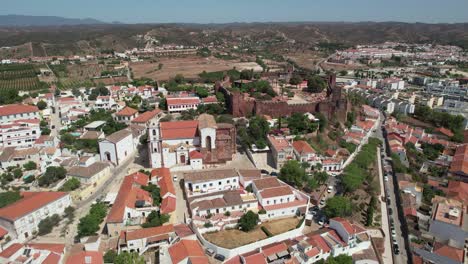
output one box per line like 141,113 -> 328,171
2,0 -> 468,24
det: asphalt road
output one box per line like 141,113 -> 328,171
376,114 -> 409,264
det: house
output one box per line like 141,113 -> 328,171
445,181 -> 468,204
56,97 -> 82,117
131,109 -> 162,128
329,217 -> 369,247
66,251 -> 103,264
361,105 -> 380,120
413,241 -> 465,264
292,140 -> 319,166
0,147 -> 41,170
189,190 -> 257,218
118,224 -> 176,254
184,169 -> 239,197
0,243 -> 66,264
151,168 -> 176,214
67,162 -> 111,185
35,135 -> 60,148
166,97 -> 200,113
115,106 -> 138,124
106,172 -> 157,237
0,192 -> 71,242
252,177 -> 309,220
0,119 -> 41,148
99,129 -> 135,165
94,96 -> 116,110
268,135 -> 294,169
321,158 -> 343,174
449,144 -> 468,180
168,239 -> 209,264
0,104 -> 39,124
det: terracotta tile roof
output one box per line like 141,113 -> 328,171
253,177 -> 281,191
168,239 -> 206,264
115,106 -> 138,117
0,104 -> 39,116
268,135 -> 291,152
80,131 -> 103,140
173,224 -> 194,238
106,172 -> 149,223
243,253 -> 267,264
184,169 -> 237,183
0,243 -> 22,258
0,192 -> 68,222
332,217 -> 356,235
433,242 -> 464,263
160,120 -> 198,139
123,224 -> 174,241
446,180 -> 468,203
131,109 -> 161,123
161,196 -> 176,214
42,252 -> 61,264
292,140 -> 315,155
202,96 -> 218,103
0,226 -> 7,237
189,150 -> 203,159
436,127 -> 454,138
238,169 -> 262,179
104,129 -> 132,143
166,97 -> 200,106
260,186 -> 293,199
66,251 -> 103,264
308,234 -> 331,253
28,243 -> 65,254
449,144 -> 468,176
152,168 -> 175,197
261,242 -> 288,257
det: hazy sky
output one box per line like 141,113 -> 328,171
2,0 -> 468,24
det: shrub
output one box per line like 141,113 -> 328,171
59,178 -> 81,192
224,211 -> 231,217
38,214 -> 61,235
204,222 -> 213,228
258,209 -> 266,214
238,211 -> 259,232
261,226 -> 273,237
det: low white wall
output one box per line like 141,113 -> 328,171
195,218 -> 306,259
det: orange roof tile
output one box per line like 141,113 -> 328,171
28,243 -> 65,254
168,239 -> 205,264
131,109 -> 161,123
260,186 -> 293,199
161,196 -> 176,214
0,192 -> 67,222
0,104 -> 39,116
450,144 -> 468,176
167,97 -> 200,106
243,253 -> 267,264
160,120 -> 198,139
292,140 -> 315,155
124,224 -> 174,241
0,226 -> 8,237
189,150 -> 203,159
152,168 -> 175,197
66,251 -> 103,264
332,217 -> 356,235
433,242 -> 464,263
0,243 -> 22,258
115,106 -> 138,117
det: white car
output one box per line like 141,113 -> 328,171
318,219 -> 325,226
173,175 -> 178,182
327,186 -> 333,193
319,199 -> 326,206
384,176 -> 389,182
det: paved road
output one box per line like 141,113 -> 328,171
376,114 -> 409,264
376,146 -> 393,264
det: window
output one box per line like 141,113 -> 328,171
209,183 -> 213,187
218,181 -> 222,185
233,179 -> 237,182
227,180 -> 230,184
203,184 -> 206,188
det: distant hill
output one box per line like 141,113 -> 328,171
0,14 -> 106,26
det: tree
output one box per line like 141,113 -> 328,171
287,113 -> 318,134
64,206 -> 75,221
59,178 -> 81,192
41,127 -> 51,135
72,87 -> 81,97
195,86 -> 209,98
289,75 -> 302,85
104,250 -> 118,263
0,191 -> 22,208
141,184 -> 161,206
323,196 -> 352,218
36,100 -> 47,110
114,252 -> 145,264
307,75 -> 327,93
240,69 -> 254,80
279,160 -> 306,187
238,211 -> 259,232
77,202 -> 107,238
314,171 -> 329,185
159,98 -> 167,110
339,70 -> 348,76
174,74 -> 185,84
23,161 -> 37,171
326,254 -> 353,264
38,166 -> 67,187
38,214 -> 61,235
142,210 -> 170,228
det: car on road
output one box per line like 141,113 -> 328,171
173,175 -> 178,182
327,186 -> 333,193
391,229 -> 396,237
388,208 -> 393,215
214,254 -> 225,261
386,198 -> 391,205
393,244 -> 400,255
384,176 -> 389,182
319,199 -> 326,206
261,169 -> 270,175
270,172 -> 278,177
205,248 -> 215,256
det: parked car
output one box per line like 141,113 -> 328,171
214,254 -> 225,261
388,208 -> 393,215
270,172 -> 278,177
205,248 -> 215,257
327,186 -> 333,193
319,199 -> 326,206
173,175 -> 178,182
393,245 -> 400,255
384,176 -> 389,182
260,169 -> 270,175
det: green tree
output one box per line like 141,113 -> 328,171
327,254 -> 353,264
323,196 -> 352,218
36,100 -> 47,110
114,252 -> 145,264
279,160 -> 306,187
238,211 -> 259,232
38,214 -> 61,235
77,202 -> 107,238
38,166 -> 67,187
195,86 -> 209,98
72,87 -> 81,97
174,74 -> 185,84
289,75 -> 302,85
287,113 -> 318,134
59,178 -> 81,192
104,250 -> 118,263
240,69 -> 254,80
23,161 -> 37,171
142,210 -> 170,228
314,171 -> 329,185
307,75 -> 327,93
0,191 -> 22,208
141,184 -> 161,206
159,98 -> 167,110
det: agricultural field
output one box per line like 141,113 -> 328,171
50,63 -> 105,89
0,64 -> 48,91
130,56 -> 243,81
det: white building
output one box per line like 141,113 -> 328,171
115,106 -> 138,124
184,169 -> 240,197
166,97 -> 200,113
99,129 -> 135,166
118,225 -> 176,254
189,190 -> 257,217
0,119 -> 41,148
0,192 -> 71,242
94,96 -> 117,110
378,78 -> 405,90
67,162 -> 111,185
0,104 -> 39,124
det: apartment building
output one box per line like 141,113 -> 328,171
0,242 -> 66,264
268,135 -> 294,169
166,97 -> 200,113
0,192 -> 71,242
184,169 -> 240,197
0,104 -> 39,124
94,96 -> 117,110
115,106 -> 138,124
0,119 -> 41,148
189,190 -> 257,217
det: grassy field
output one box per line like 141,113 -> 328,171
203,217 -> 300,249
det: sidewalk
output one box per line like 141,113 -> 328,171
377,146 -> 393,264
